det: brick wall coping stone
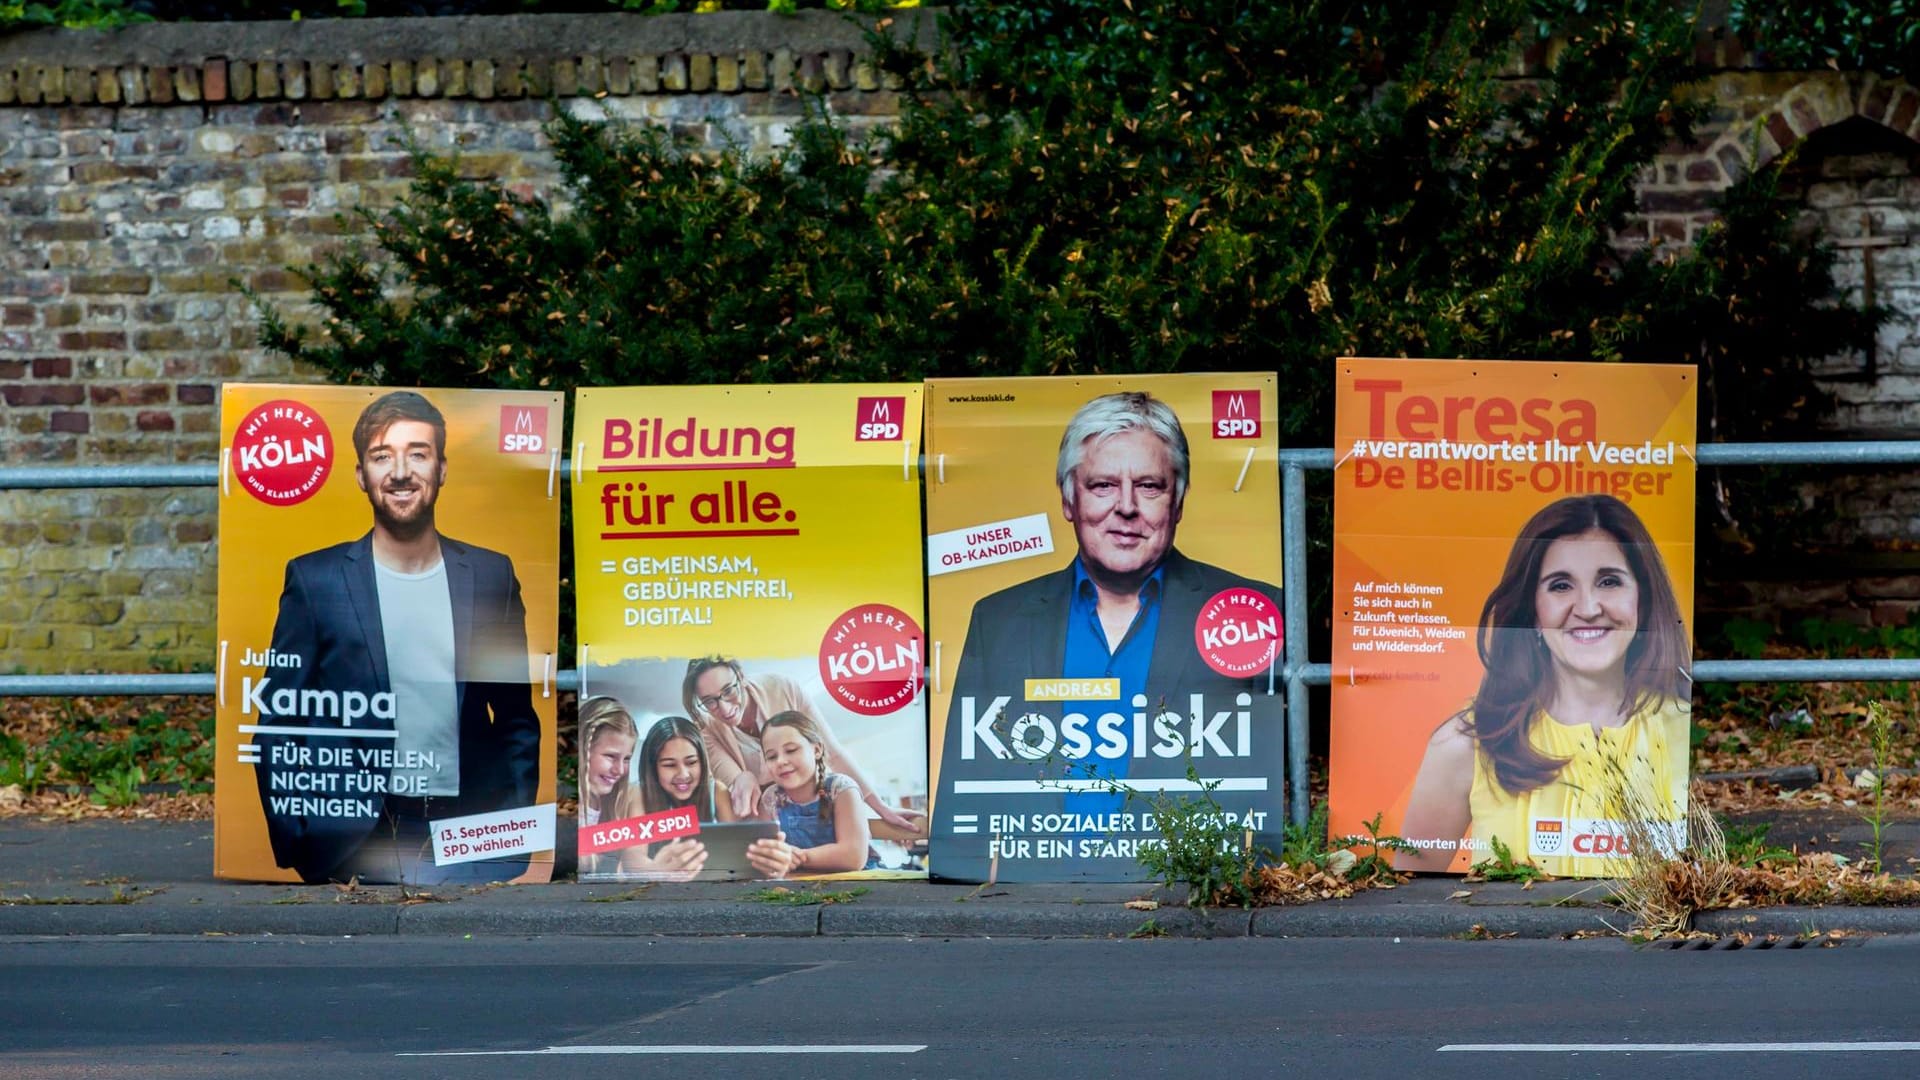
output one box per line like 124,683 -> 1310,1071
0,11 -> 935,65
0,10 -> 940,105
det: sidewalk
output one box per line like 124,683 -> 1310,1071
3,817 -> 1918,940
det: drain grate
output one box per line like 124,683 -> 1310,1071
1649,934 -> 1866,950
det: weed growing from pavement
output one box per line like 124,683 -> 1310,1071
88,765 -> 145,809
0,884 -> 163,905
1127,917 -> 1166,939
1336,812 -> 1417,879
1128,764 -> 1265,908
1468,837 -> 1551,884
584,885 -> 655,903
1721,821 -> 1795,868
1860,701 -> 1897,872
742,886 -> 870,906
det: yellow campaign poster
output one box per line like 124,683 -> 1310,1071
214,385 -> 563,885
1329,358 -> 1697,878
571,385 -> 928,882
925,375 -> 1284,882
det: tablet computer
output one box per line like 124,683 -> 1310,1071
670,821 -> 780,881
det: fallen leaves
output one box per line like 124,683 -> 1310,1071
1227,864 -> 1408,906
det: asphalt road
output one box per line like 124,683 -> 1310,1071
3,935 -> 1918,1078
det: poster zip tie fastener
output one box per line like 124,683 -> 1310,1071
1267,652 -> 1277,696
903,439 -> 914,482
1680,444 -> 1698,465
1678,665 -> 1693,684
547,448 -> 561,499
219,447 -> 232,497
578,645 -> 590,698
1331,447 -> 1356,472
1233,448 -> 1255,492
573,442 -> 585,486
217,640 -> 229,707
936,454 -> 946,484
542,654 -> 554,699
930,641 -> 942,694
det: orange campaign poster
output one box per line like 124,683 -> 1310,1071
213,385 -> 563,885
1329,358 -> 1696,878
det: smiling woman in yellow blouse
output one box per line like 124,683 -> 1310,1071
1398,494 -> 1692,875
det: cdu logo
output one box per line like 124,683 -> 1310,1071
855,396 -> 906,441
499,405 -> 548,454
1211,390 -> 1261,439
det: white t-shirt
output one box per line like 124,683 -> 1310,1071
374,557 -> 460,798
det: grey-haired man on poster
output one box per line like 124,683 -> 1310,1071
941,391 -> 1282,871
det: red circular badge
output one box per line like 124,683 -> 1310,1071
1194,587 -> 1283,678
233,399 -> 334,506
819,603 -> 924,716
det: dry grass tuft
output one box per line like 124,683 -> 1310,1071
1613,779 -> 1920,937
1610,784 -> 1745,937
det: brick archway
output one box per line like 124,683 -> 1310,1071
1704,73 -> 1920,185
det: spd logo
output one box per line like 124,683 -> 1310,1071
1530,818 -> 1564,856
500,405 -> 548,454
855,396 -> 906,442
1211,390 -> 1261,439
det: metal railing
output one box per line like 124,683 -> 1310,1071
7,442 -> 1920,828
1281,440 -> 1920,826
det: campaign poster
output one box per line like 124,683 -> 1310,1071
571,385 -> 929,883
1329,358 -> 1697,878
925,375 -> 1284,882
214,385 -> 564,885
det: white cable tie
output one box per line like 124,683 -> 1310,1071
1333,447 -> 1356,471
542,653 -> 554,699
1267,647 -> 1277,696
546,447 -> 560,499
937,453 -> 946,484
1348,665 -> 1355,686
220,447 -> 232,497
1234,447 -> 1255,493
1679,444 -> 1698,465
1678,665 -> 1694,684
217,640 -> 229,707
578,645 -> 590,699
572,441 -> 585,485
931,640 -> 942,694
903,439 -> 914,482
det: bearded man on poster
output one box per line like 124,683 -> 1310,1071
254,391 -> 541,885
943,391 -> 1281,816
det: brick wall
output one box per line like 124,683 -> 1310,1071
3,14 -> 1920,672
0,12 -> 916,674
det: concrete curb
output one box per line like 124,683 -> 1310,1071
0,903 -> 401,937
1253,902 -> 1618,939
1693,906 -> 1920,937
4,896 -> 1920,939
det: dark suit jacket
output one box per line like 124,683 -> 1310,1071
936,547 -> 1283,880
253,532 -> 542,883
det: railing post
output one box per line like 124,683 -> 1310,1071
1282,456 -> 1311,830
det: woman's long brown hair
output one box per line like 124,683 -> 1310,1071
1467,494 -> 1691,795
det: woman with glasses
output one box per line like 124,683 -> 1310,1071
682,657 -> 922,835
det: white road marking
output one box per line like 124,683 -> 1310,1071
1441,1043 -> 1920,1053
400,1045 -> 927,1057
